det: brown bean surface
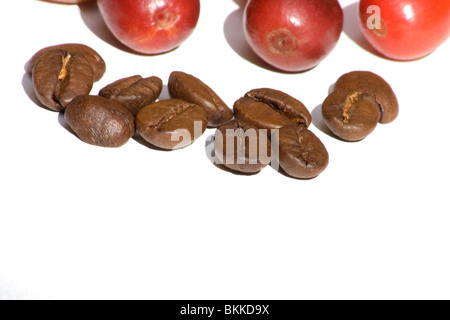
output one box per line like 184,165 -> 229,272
26,43 -> 106,82
214,120 -> 272,173
277,125 -> 329,179
334,71 -> 399,124
99,75 -> 163,116
168,71 -> 233,127
65,95 -> 135,148
234,88 -> 311,131
136,99 -> 208,150
32,50 -> 94,112
245,88 -> 311,127
322,90 -> 380,141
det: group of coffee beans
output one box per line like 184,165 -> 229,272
26,43 -> 398,179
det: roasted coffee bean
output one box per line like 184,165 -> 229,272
136,99 -> 208,150
32,50 -> 94,112
26,43 -> 106,82
214,120 -> 272,173
277,125 -> 329,179
168,71 -> 233,127
65,95 -> 135,148
234,88 -> 311,131
322,89 -> 380,141
99,75 -> 163,116
334,71 -> 399,124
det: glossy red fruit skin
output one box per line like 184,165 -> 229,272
44,0 -> 91,3
97,0 -> 200,55
359,0 -> 450,60
244,0 -> 343,72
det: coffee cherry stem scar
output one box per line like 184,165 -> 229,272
267,28 -> 297,55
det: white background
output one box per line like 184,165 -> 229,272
1,0 -> 449,299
